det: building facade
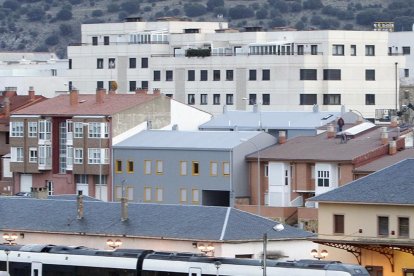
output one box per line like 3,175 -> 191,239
67,19 -> 405,119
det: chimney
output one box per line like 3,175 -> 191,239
326,124 -> 335,138
389,140 -> 397,155
28,86 -> 35,101
380,127 -> 388,145
77,193 -> 84,220
121,197 -> 128,222
70,88 -> 79,106
96,88 -> 106,104
4,87 -> 17,98
153,88 -> 161,95
278,130 -> 286,144
3,97 -> 10,117
30,187 -> 48,199
172,124 -> 178,131
390,116 -> 398,128
135,88 -> 147,95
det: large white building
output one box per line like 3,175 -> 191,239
67,18 -> 405,119
0,52 -> 69,98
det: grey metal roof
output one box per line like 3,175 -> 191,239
199,110 -> 346,130
114,130 -> 263,150
309,159 -> 414,205
0,197 -> 313,242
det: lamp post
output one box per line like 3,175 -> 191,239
240,138 -> 261,216
2,233 -> 17,245
310,249 -> 328,260
106,239 -> 122,249
4,249 -> 9,274
197,243 -> 215,256
262,224 -> 284,276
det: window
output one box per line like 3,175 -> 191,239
378,216 -> 389,236
180,188 -> 187,203
51,69 -> 57,76
92,36 -> 98,45
97,81 -> 104,89
223,162 -> 230,176
297,45 -> 304,55
115,160 -> 122,173
129,81 -> 136,92
38,145 -> 51,167
108,58 -> 115,69
300,94 -> 317,105
192,161 -> 199,175
192,189 -> 200,204
11,147 -> 24,162
127,160 -> 134,173
188,70 -> 195,81
332,44 -> 344,56
144,160 -> 151,175
262,94 -> 270,105
28,122 -> 38,137
200,70 -> 208,81
249,70 -> 257,81
29,147 -> 37,163
88,148 -> 109,164
74,148 -> 83,164
213,70 -> 220,81
153,70 -> 161,81
333,214 -> 344,234
68,59 -> 72,70
47,181 -> 53,196
365,69 -> 375,81
141,57 -> 148,68
317,170 -> 329,187
213,94 -> 220,105
73,122 -> 83,138
300,69 -> 317,80
38,120 -> 51,140
323,69 -> 341,80
311,45 -> 318,55
405,69 -> 410,78
398,217 -> 409,237
180,161 -> 187,176
200,94 -> 208,105
104,36 -> 109,45
365,45 -> 375,56
188,94 -> 195,105
264,164 -> 269,177
403,46 -> 411,55
96,58 -> 104,69
323,94 -> 341,105
365,94 -> 375,105
262,69 -> 270,81
11,122 -> 24,137
210,162 -> 218,176
141,81 -> 148,89
285,169 -> 289,186
129,58 -> 136,68
350,45 -> 356,56
144,187 -> 151,202
156,188 -> 163,202
156,160 -> 163,175
226,94 -> 234,105
166,70 -> 173,81
226,70 -> 233,81
249,94 -> 256,105
88,122 -> 108,138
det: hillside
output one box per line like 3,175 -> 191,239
0,0 -> 413,58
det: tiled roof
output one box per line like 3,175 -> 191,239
309,159 -> 414,205
114,130 -> 268,150
354,148 -> 414,173
0,197 -> 314,242
11,93 -> 162,116
247,126 -> 400,162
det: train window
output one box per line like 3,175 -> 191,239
34,270 -> 39,276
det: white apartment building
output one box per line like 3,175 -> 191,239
389,28 -> 414,87
67,18 -> 405,119
0,52 -> 69,98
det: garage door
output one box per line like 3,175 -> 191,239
20,174 -> 32,192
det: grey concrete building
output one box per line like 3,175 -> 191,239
112,130 -> 277,207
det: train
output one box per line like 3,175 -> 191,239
0,244 -> 369,276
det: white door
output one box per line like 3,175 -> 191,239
76,184 -> 89,196
189,267 -> 201,276
95,185 -> 107,201
31,262 -> 42,276
20,174 -> 32,192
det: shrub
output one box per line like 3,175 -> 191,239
45,34 -> 59,46
3,0 -> 19,10
92,9 -> 103,17
229,5 -> 254,19
290,2 -> 302,12
107,3 -> 119,13
56,9 -> 73,20
303,0 -> 323,10
207,0 -> 224,11
121,1 -> 140,14
256,8 -> 268,19
184,3 -> 207,17
269,18 -> 287,27
27,7 -> 45,21
59,24 -> 72,36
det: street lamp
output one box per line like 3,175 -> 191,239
3,233 -> 17,245
4,249 -> 9,274
262,224 -> 284,276
240,138 -> 261,216
106,239 -> 122,249
197,243 -> 215,256
310,249 -> 328,260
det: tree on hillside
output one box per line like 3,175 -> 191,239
184,3 -> 207,17
228,5 -> 254,20
303,0 -> 323,10
207,0 -> 224,12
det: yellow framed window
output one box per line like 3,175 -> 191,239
156,188 -> 163,202
144,160 -> 151,175
180,161 -> 187,176
223,162 -> 230,176
115,160 -> 122,173
156,160 -> 163,175
192,161 -> 199,176
180,188 -> 187,203
192,189 -> 200,204
210,161 -> 218,176
127,160 -> 134,173
144,187 -> 152,202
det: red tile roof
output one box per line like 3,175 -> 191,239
12,93 -> 162,116
354,148 -> 414,173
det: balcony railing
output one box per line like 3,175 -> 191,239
151,51 -> 324,58
69,41 -> 169,46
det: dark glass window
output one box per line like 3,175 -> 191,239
334,214 -> 344,234
188,70 -> 195,81
365,45 -> 375,56
108,58 -> 115,69
332,44 -> 344,56
403,46 -> 411,55
92,36 -> 98,45
262,69 -> 270,81
141,81 -> 148,89
200,70 -> 208,81
97,58 -> 103,69
378,216 -> 389,236
213,70 -> 220,81
226,94 -> 234,105
166,70 -> 173,81
153,70 -> 161,81
399,217 -> 409,237
249,94 -> 256,105
300,94 -> 317,105
365,94 -> 375,105
188,94 -> 195,105
365,69 -> 375,81
104,36 -> 109,45
323,69 -> 341,80
213,94 -> 220,105
311,45 -> 318,55
350,45 -> 356,56
300,69 -> 317,80
262,94 -> 270,105
323,94 -> 341,105
297,45 -> 304,55
249,70 -> 257,81
226,70 -> 233,81
97,81 -> 104,89
141,58 -> 148,68
129,81 -> 136,92
129,58 -> 136,68
68,59 -> 72,69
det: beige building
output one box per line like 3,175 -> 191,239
309,159 -> 414,276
